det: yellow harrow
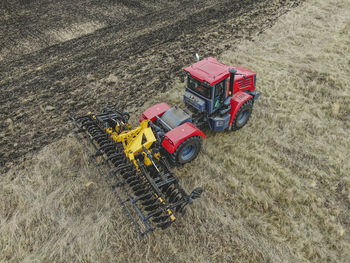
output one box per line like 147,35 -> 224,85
71,107 -> 203,236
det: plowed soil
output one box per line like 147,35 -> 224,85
0,0 -> 303,172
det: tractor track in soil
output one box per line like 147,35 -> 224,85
0,0 -> 304,172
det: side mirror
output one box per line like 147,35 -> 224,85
224,96 -> 232,106
195,53 -> 200,62
180,74 -> 185,83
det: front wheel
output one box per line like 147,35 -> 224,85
230,99 -> 253,131
170,136 -> 202,165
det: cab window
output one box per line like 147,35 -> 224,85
214,80 -> 226,109
187,76 -> 212,99
214,80 -> 225,98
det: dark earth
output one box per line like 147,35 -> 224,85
0,0 -> 304,172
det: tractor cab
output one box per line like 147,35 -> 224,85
185,75 -> 227,115
183,57 -> 258,115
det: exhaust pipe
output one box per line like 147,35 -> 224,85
229,68 -> 237,96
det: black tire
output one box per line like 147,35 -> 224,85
231,99 -> 253,131
170,136 -> 202,165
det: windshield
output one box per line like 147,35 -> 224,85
187,76 -> 212,99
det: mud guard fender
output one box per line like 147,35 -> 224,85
229,91 -> 253,126
162,122 -> 206,154
139,102 -> 171,122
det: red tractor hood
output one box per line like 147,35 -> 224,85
184,57 -> 255,85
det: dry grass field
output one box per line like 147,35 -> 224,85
1,0 -> 349,262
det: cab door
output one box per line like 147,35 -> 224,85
213,80 -> 226,110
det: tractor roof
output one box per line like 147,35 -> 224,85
184,57 -> 255,86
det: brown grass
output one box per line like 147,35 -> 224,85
1,0 -> 349,262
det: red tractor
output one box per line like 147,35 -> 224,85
140,56 -> 260,165
72,57 -> 259,234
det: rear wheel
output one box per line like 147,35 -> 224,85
231,99 -> 253,131
170,136 -> 202,165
